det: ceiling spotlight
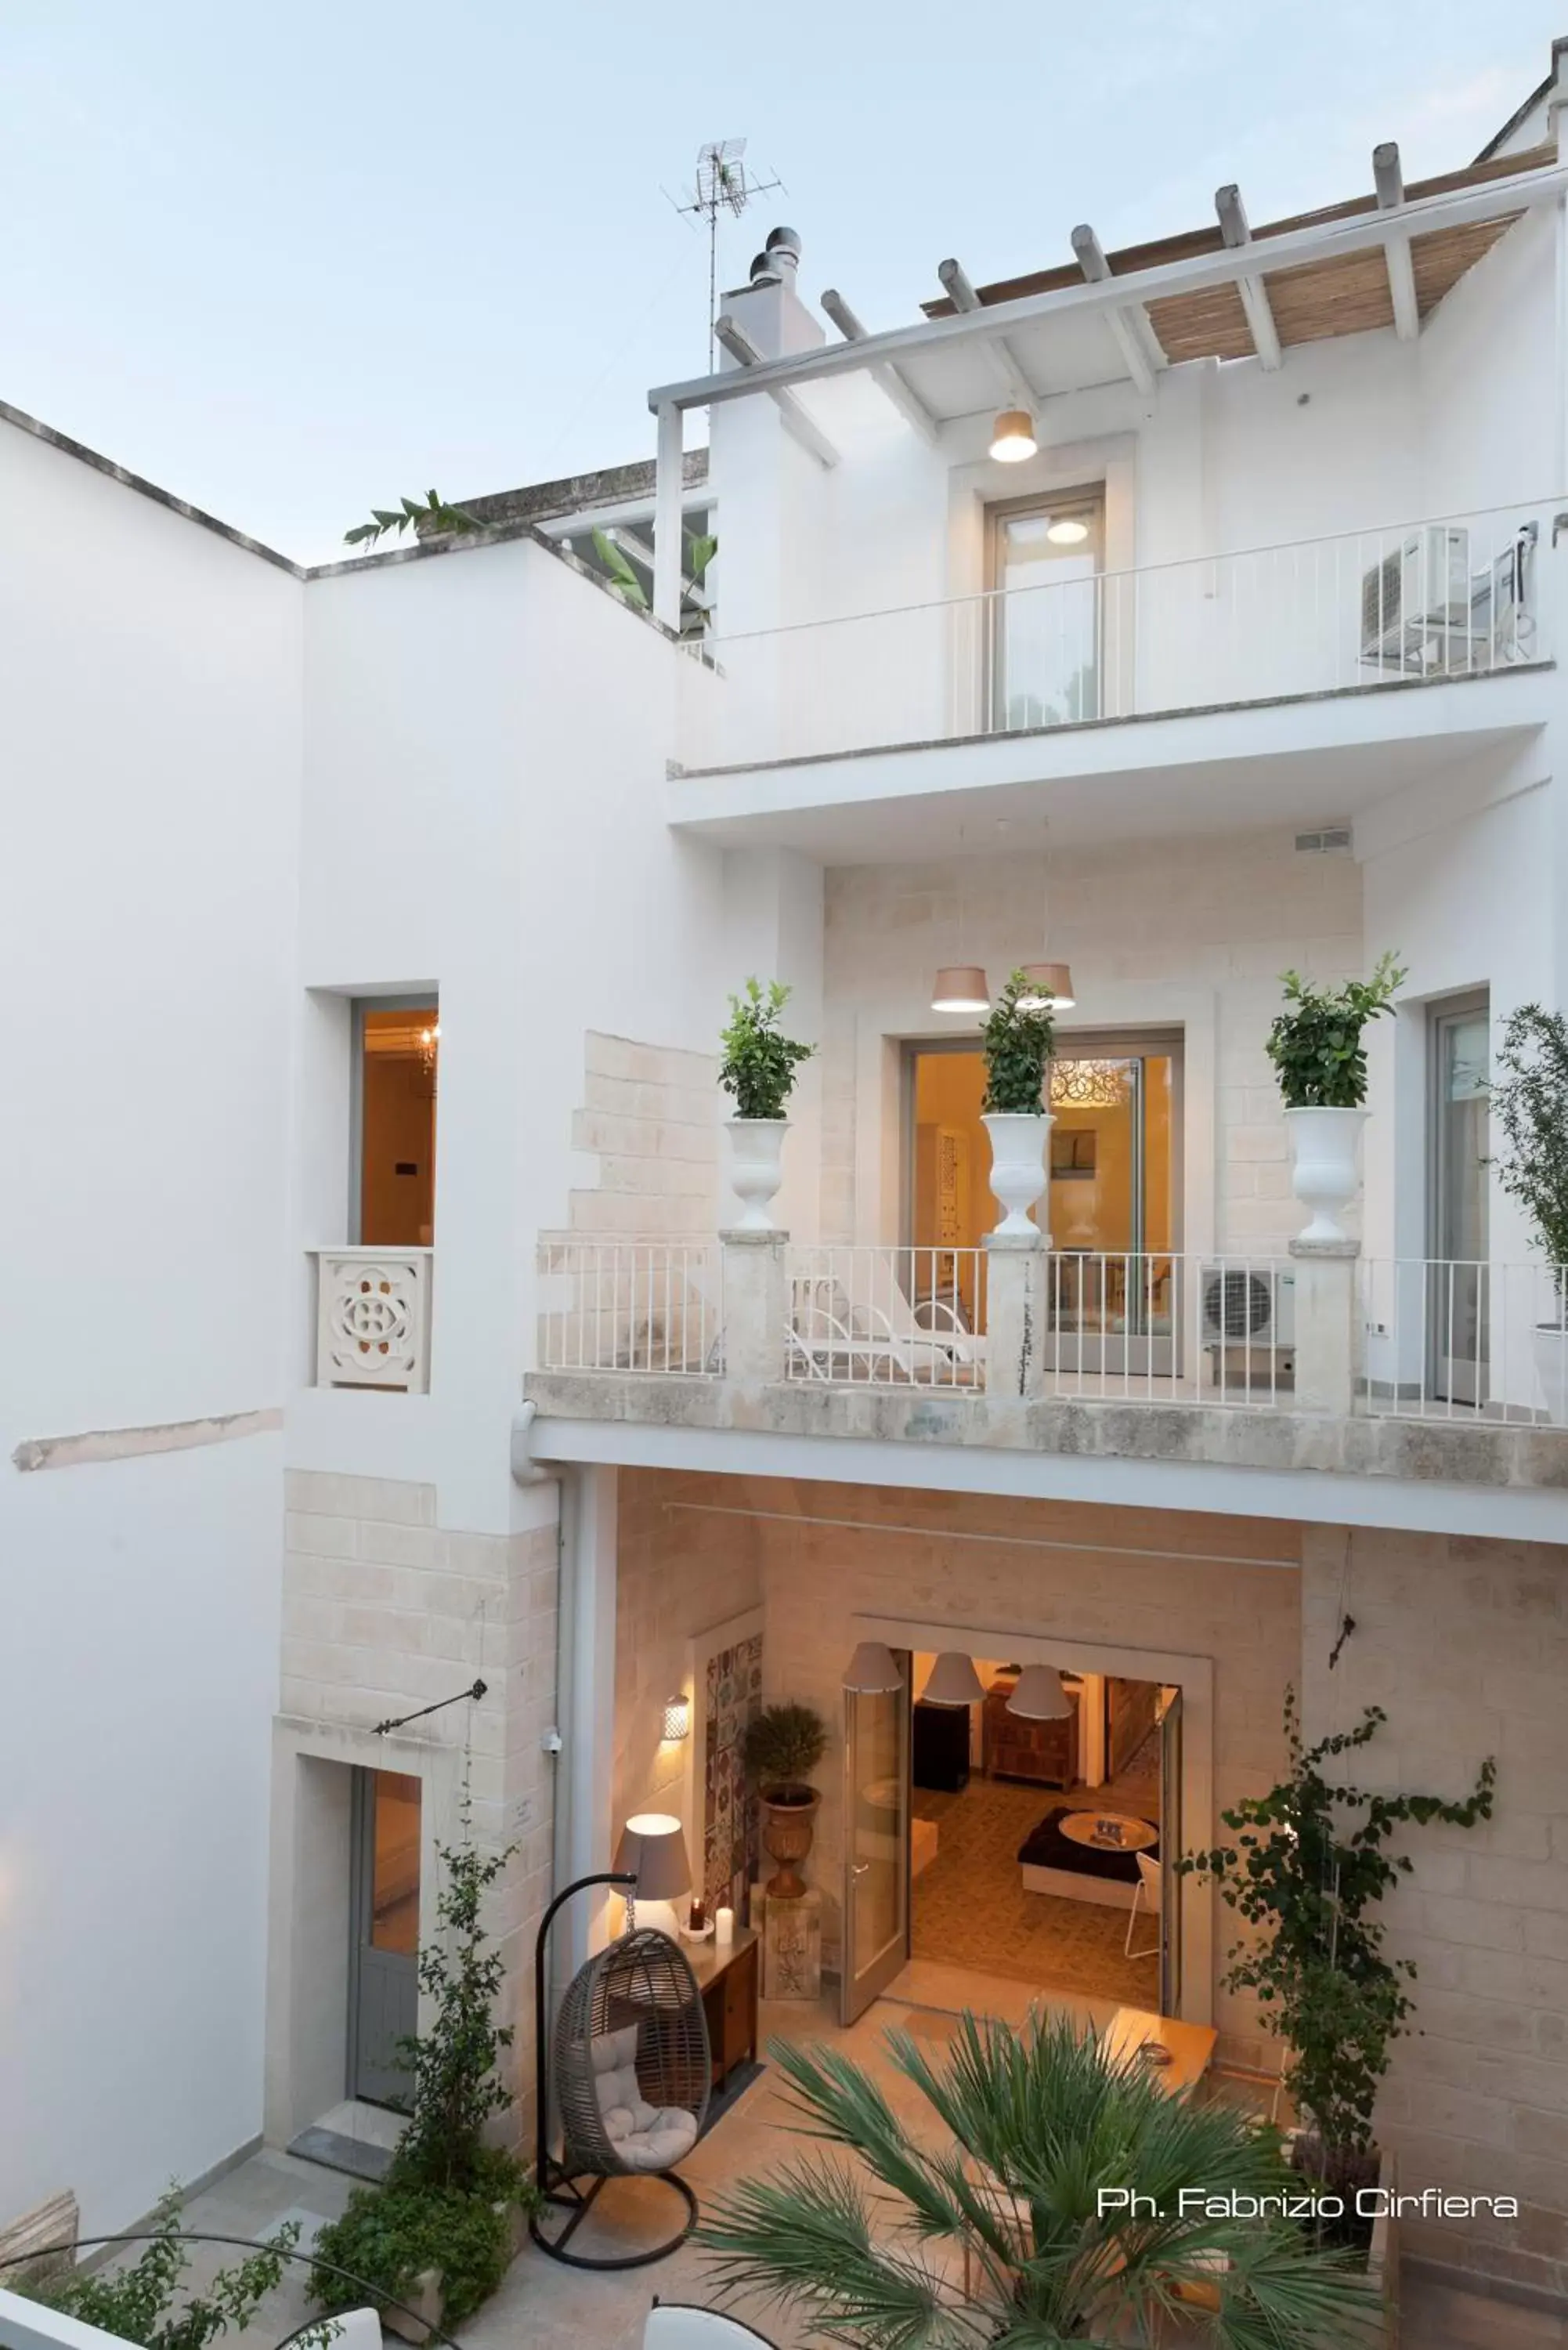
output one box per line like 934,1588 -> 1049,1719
988,408 -> 1038,464
1046,517 -> 1089,545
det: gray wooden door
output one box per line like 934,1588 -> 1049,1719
349,1768 -> 421,2110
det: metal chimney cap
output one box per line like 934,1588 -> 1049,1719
765,225 -> 802,262
749,251 -> 781,285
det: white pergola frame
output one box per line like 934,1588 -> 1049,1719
644,154 -> 1568,624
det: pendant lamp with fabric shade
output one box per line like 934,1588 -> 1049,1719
922,1650 -> 986,1708
1006,1663 -> 1072,1720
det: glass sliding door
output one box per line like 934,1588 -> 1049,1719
907,1036 -> 1180,1372
988,491 -> 1104,733
841,1659 -> 911,2025
1428,994 -> 1489,1405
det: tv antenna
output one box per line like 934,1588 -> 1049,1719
666,139 -> 786,366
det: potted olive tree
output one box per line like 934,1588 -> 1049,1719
743,1701 -> 828,1897
1490,1002 -> 1568,1423
1266,952 -> 1405,1242
981,967 -> 1057,1237
718,978 -> 815,1232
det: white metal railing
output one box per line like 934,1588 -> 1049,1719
313,1246 -> 432,1393
537,1238 -> 724,1374
783,1246 -> 1297,1407
677,501 -> 1556,772
1360,1258 -> 1568,1423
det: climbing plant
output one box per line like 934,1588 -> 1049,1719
1183,1690 -> 1494,2169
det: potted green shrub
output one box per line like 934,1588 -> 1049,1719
313,1818 -> 537,2341
1183,1691 -> 1494,2306
700,2008 -> 1382,2345
1265,952 -> 1405,1242
717,978 -> 815,1232
743,1701 -> 827,1897
980,967 -> 1058,1238
1489,1002 -> 1568,1423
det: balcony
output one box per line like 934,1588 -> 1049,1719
524,1238 -> 1568,1524
670,505 -> 1557,852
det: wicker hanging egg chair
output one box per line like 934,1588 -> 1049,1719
535,1925 -> 712,2267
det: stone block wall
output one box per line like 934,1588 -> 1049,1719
281,1469 -> 558,2103
559,1029 -> 720,1238
613,1468 -> 1300,2066
819,835 -> 1363,1252
612,1468 -> 764,1836
1302,1524 -> 1568,2298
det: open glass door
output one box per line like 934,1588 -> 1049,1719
1158,1690 -> 1183,2019
1429,995 -> 1489,1406
840,1658 -> 911,2025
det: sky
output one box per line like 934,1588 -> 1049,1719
2,1 -> 1560,563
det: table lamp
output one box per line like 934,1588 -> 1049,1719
612,1812 -> 691,1939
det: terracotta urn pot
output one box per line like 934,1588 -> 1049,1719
759,1786 -> 822,1899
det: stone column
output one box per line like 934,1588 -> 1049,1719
1289,1237 -> 1360,1415
721,1228 -> 789,1386
984,1229 -> 1049,1401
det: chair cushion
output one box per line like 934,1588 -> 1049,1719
586,2023 -> 698,2170
591,2025 -> 656,2138
616,2108 -> 700,2171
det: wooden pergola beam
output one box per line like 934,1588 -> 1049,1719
938,257 -> 1043,416
1070,225 -> 1163,394
1215,183 -> 1284,371
820,290 -> 940,443
1374,143 -> 1420,342
714,316 -> 839,468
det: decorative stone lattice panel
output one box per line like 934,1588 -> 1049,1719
314,1246 -> 432,1391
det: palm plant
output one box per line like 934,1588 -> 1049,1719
699,2010 -> 1379,2348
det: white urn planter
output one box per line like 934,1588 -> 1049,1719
1284,1105 -> 1368,1244
1532,1321 -> 1568,1426
725,1117 -> 789,1232
983,1112 -> 1052,1238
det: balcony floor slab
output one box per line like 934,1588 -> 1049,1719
520,1369 -> 1568,1542
669,665 -> 1552,859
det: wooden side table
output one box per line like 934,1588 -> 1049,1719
684,1926 -> 760,2090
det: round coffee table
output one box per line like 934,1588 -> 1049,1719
1060,1809 -> 1158,1853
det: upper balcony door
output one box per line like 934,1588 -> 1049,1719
907,1033 -> 1181,1373
986,489 -> 1105,734
1428,992 -> 1489,1406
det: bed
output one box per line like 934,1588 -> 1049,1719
1017,1806 -> 1159,1911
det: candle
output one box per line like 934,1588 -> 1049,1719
715,1904 -> 735,1946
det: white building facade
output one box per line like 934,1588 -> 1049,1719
5,41 -> 1568,2313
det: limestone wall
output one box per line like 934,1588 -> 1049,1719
612,1469 -> 765,1838
278,1469 -> 558,2106
614,1469 -> 1301,2066
1302,1524 -> 1568,2299
558,1029 -> 720,1239
818,835 -> 1363,1253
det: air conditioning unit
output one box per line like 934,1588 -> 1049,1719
1360,526 -> 1471,664
1201,1263 -> 1296,1353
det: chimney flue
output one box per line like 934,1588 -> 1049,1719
764,225 -> 802,277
